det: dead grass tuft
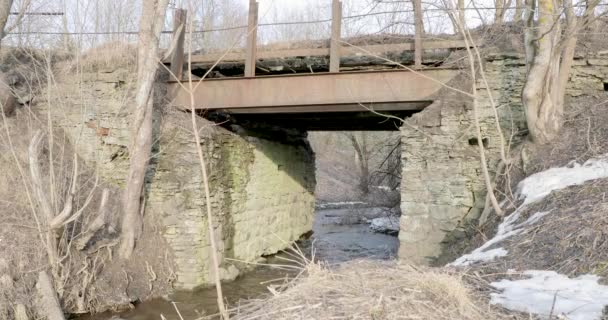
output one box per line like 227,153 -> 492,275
67,42 -> 137,73
497,179 -> 608,280
227,260 -> 516,320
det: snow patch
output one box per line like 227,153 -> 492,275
491,270 -> 608,320
316,201 -> 367,210
451,248 -> 508,266
518,156 -> 608,205
450,155 -> 608,266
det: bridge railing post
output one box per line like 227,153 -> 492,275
245,0 -> 259,77
170,8 -> 187,81
330,0 -> 342,73
413,0 -> 423,68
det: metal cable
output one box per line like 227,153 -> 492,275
7,3 -> 608,36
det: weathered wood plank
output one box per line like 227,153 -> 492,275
414,0 -> 423,67
330,0 -> 342,72
182,39 -> 474,65
170,9 -> 187,80
244,0 -> 258,77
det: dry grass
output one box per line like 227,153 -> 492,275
226,260 -> 515,320
493,179 -> 608,280
66,41 -> 137,73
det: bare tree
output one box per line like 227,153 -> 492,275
346,132 -> 371,195
0,0 -> 12,39
0,0 -> 29,116
0,0 -> 30,41
119,0 -> 169,259
494,0 -> 512,25
514,0 -> 524,22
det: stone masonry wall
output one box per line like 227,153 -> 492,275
42,66 -> 315,289
398,51 -> 608,264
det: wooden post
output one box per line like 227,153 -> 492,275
245,0 -> 259,77
413,0 -> 423,68
170,9 -> 187,81
330,0 -> 342,73
458,0 -> 465,29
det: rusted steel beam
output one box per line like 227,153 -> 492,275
168,69 -> 457,111
330,0 -> 342,72
170,9 -> 187,81
244,0 -> 259,77
177,39 -> 475,65
216,101 -> 431,114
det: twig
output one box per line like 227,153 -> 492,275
171,301 -> 185,320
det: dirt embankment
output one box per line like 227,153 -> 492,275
438,94 -> 608,319
0,45 -> 174,320
460,94 -> 608,275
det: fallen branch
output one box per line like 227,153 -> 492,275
75,188 -> 110,250
36,271 -> 65,320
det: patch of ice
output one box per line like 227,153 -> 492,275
369,216 -> 400,234
518,156 -> 608,205
491,270 -> 608,320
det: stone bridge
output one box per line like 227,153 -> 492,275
44,46 -> 608,290
39,3 -> 608,290
156,3 -> 522,283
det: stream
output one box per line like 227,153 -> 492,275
84,208 -> 399,320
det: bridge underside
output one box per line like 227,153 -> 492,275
168,68 -> 457,131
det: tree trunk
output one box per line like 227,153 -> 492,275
514,0 -> 523,23
522,0 -> 558,143
523,0 -> 536,70
119,0 -> 169,259
348,133 -> 370,195
0,0 -> 30,43
522,0 -> 582,144
494,0 -> 504,25
0,0 -> 13,40
457,0 -> 465,28
583,0 -> 600,33
494,0 -> 512,26
36,271 -> 65,320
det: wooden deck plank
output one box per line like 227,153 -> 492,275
175,39 -> 474,65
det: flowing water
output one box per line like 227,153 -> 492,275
84,208 -> 398,320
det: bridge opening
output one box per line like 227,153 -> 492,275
307,130 -> 401,262
197,107 -> 408,263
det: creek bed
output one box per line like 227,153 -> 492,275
82,208 -> 398,320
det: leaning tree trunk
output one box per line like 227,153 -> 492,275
0,0 -> 12,40
119,0 -> 169,259
494,0 -> 512,25
348,133 -> 370,195
522,0 -> 561,143
514,0 -> 523,22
